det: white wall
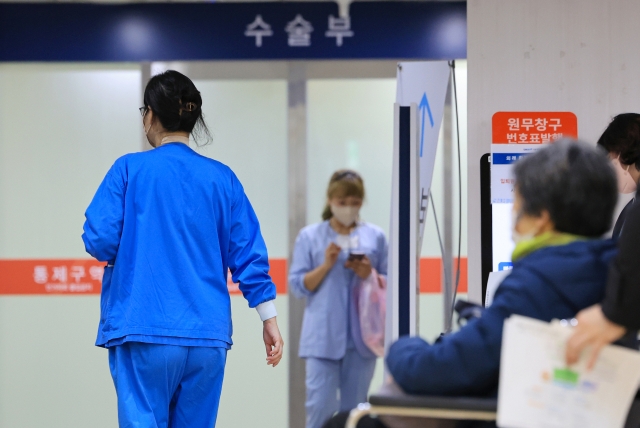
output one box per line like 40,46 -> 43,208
467,0 -> 640,302
0,63 -> 141,428
194,79 -> 289,428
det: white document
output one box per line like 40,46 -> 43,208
498,315 -> 640,428
484,270 -> 512,307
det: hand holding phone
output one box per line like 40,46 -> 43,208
348,251 -> 365,262
345,252 -> 372,279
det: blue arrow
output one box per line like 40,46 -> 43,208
419,92 -> 434,157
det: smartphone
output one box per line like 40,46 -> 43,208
348,251 -> 365,261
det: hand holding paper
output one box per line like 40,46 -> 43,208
498,315 -> 640,428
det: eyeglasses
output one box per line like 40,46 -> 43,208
139,106 -> 148,117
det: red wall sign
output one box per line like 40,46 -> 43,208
0,259 -> 105,295
419,257 -> 468,293
0,259 -> 289,295
0,257 -> 467,295
492,112 -> 578,144
226,258 -> 288,295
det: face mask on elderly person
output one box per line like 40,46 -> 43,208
510,187 -> 550,247
511,209 -> 538,245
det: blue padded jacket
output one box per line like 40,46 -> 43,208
387,239 -> 617,396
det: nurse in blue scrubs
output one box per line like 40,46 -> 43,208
82,70 -> 283,428
289,170 -> 388,428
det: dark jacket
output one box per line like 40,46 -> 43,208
603,191 -> 640,330
612,198 -> 633,239
386,239 -> 617,396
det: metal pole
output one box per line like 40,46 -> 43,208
287,61 -> 307,428
442,75 -> 454,333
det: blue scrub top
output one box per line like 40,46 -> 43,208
82,142 -> 276,348
289,220 -> 388,360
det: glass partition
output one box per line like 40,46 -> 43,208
194,79 -> 289,428
0,60 -> 467,428
0,62 -> 141,428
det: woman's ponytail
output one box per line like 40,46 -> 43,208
322,204 -> 333,221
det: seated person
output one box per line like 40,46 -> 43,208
387,139 -> 618,397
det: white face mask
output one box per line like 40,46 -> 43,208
511,209 -> 537,245
612,156 -> 638,194
331,205 -> 360,227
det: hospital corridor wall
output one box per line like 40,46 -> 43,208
0,61 -> 468,428
466,0 -> 640,302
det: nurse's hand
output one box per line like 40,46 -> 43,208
345,255 -> 372,279
323,242 -> 341,269
303,243 -> 341,292
263,317 -> 284,368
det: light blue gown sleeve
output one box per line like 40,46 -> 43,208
227,176 -> 276,308
289,230 -> 315,299
82,164 -> 126,263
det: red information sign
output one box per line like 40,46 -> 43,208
0,257 -> 465,295
492,112 -> 578,144
419,257 -> 467,293
0,258 -> 289,295
227,258 -> 288,295
0,259 -> 105,294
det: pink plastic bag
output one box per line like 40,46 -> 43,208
357,269 -> 386,357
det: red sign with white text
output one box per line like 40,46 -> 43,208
0,257 -> 467,295
492,112 -> 578,144
0,259 -> 289,295
0,259 -> 105,294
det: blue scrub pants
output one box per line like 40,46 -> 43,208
108,342 -> 227,428
305,348 -> 377,428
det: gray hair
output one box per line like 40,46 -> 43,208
513,139 -> 618,237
